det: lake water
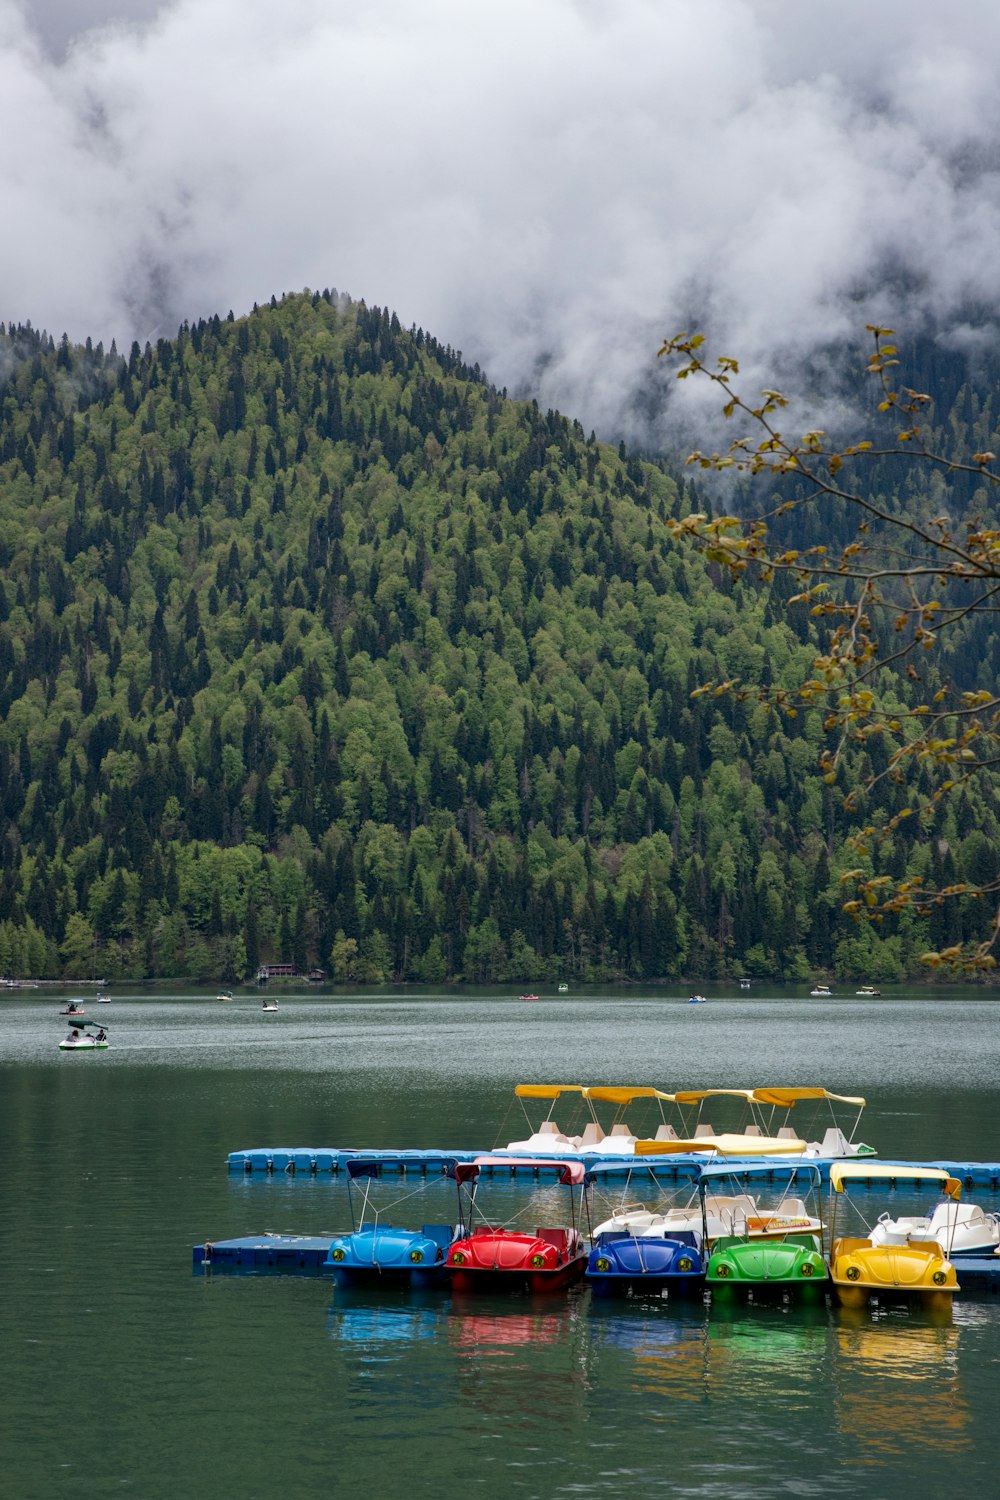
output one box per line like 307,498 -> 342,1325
3,984 -> 1000,1498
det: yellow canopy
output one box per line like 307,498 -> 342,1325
753,1087 -> 866,1108
829,1163 -> 961,1197
635,1133 -> 806,1157
671,1089 -> 757,1106
635,1139 -> 719,1156
583,1086 -> 675,1105
513,1084 -> 588,1099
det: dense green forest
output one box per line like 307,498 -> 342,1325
0,290 -> 996,984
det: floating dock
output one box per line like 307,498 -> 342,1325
193,1233 -> 341,1273
226,1146 -> 1000,1191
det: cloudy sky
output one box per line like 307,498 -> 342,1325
5,0 -> 1000,442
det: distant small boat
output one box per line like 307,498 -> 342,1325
217,990 -> 234,1002
687,995 -> 707,1005
809,985 -> 832,997
97,992 -> 111,1004
856,985 -> 881,997
558,983 -> 568,993
739,978 -> 751,990
519,993 -> 540,1002
60,1022 -> 108,1051
60,1001 -> 86,1018
262,1000 -> 279,1013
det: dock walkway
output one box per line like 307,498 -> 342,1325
226,1146 -> 1000,1191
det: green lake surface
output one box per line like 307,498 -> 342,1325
3,984 -> 1000,1498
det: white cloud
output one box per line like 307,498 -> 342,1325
3,0 -> 1000,442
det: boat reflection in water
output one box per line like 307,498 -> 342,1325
587,1302 -> 829,1419
446,1301 -> 592,1425
832,1311 -> 970,1457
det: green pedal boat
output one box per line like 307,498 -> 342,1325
702,1163 -> 828,1302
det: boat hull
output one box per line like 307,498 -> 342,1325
830,1236 -> 959,1307
325,1224 -> 454,1288
586,1232 -> 704,1298
448,1260 -> 586,1294
447,1227 -> 586,1294
707,1235 -> 827,1301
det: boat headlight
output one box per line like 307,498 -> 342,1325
530,1253 -> 546,1268
331,1247 -> 346,1262
678,1257 -> 693,1272
715,1263 -> 732,1279
595,1257 -> 612,1272
409,1249 -> 423,1264
800,1262 -> 815,1277
450,1251 -> 466,1265
845,1265 -> 861,1281
932,1270 -> 947,1286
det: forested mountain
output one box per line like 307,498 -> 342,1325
0,291 -> 996,984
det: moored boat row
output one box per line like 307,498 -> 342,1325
198,1155 -> 995,1309
503,1082 -> 875,1161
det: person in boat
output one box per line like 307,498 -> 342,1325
95,1029 -> 106,1042
65,1028 -> 80,1042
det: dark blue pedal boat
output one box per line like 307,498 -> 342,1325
324,1157 -> 459,1288
586,1228 -> 705,1297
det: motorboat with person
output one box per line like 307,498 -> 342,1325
60,1021 -> 109,1051
445,1157 -> 592,1293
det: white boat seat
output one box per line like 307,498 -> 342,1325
538,1121 -> 561,1135
654,1124 -> 679,1141
776,1127 -> 798,1140
694,1124 -> 715,1138
703,1194 -> 757,1216
816,1127 -> 850,1156
744,1125 -> 762,1136
609,1123 -> 633,1138
578,1123 -> 605,1147
774,1198 -> 807,1217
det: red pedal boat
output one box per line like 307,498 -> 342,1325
446,1157 -> 591,1293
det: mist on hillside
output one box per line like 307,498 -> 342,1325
4,0 -> 1000,447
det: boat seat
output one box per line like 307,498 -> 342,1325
817,1127 -> 850,1156
743,1125 -> 762,1137
774,1198 -> 807,1217
609,1123 -> 633,1138
705,1194 -> 757,1216
536,1227 -> 570,1253
578,1123 -> 605,1147
694,1124 -> 716,1138
777,1127 -> 798,1140
654,1124 -> 679,1141
538,1121 -> 561,1136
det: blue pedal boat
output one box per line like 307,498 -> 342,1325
586,1227 -> 705,1297
324,1157 -> 459,1288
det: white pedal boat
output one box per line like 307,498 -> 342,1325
868,1199 -> 1000,1258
